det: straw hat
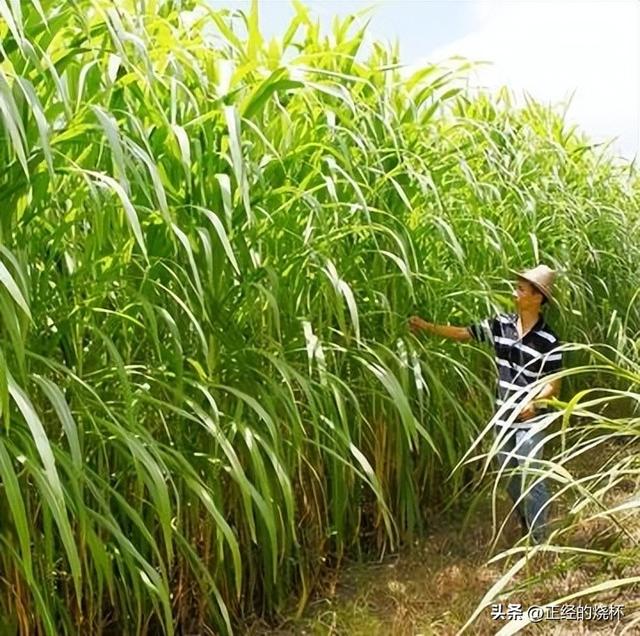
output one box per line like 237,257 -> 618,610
517,264 -> 556,302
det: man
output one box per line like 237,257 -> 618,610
408,265 -> 563,543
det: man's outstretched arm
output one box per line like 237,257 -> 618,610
408,316 -> 472,342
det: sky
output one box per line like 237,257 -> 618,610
208,1 -> 640,160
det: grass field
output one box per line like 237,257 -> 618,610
0,1 -> 638,633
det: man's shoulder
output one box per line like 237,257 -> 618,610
492,312 -> 516,325
535,320 -> 561,346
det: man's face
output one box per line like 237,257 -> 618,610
513,278 -> 543,312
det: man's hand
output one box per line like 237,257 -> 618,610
518,401 -> 538,421
408,315 -> 430,334
517,379 -> 561,421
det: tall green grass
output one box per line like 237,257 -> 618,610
0,1 -> 638,633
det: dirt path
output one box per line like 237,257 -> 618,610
291,504 -> 520,635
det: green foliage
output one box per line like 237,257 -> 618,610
0,0 -> 638,633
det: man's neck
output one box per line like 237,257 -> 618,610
517,308 -> 540,338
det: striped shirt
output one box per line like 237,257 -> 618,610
467,313 -> 563,428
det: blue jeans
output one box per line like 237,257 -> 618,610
495,426 -> 550,542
